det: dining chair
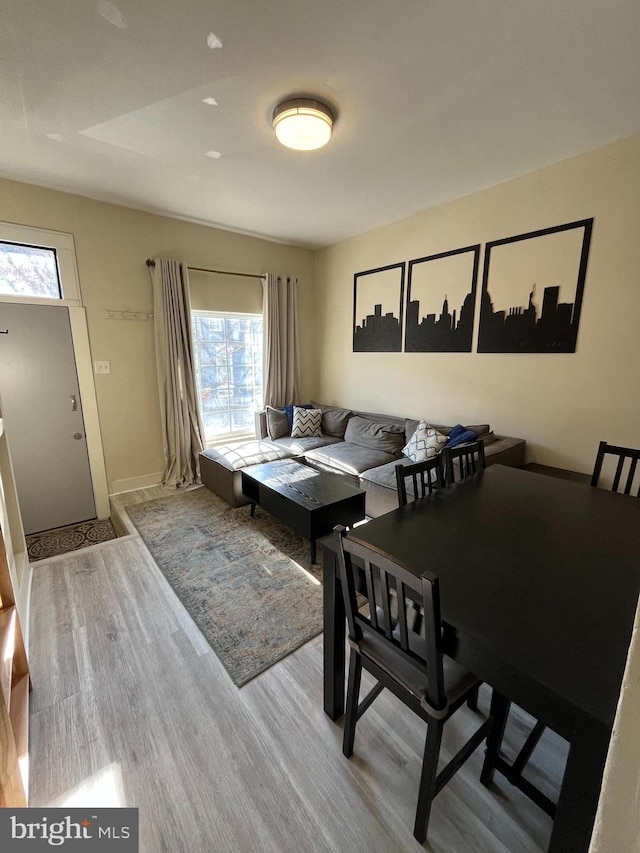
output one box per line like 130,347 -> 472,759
442,440 -> 486,485
395,456 -> 444,505
590,440 -> 640,496
334,526 -> 493,843
498,439 -> 640,811
394,455 -> 481,708
394,457 -> 444,636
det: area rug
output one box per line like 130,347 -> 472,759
26,518 -> 118,561
126,488 -> 323,687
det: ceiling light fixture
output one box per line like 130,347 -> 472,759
272,98 -> 334,151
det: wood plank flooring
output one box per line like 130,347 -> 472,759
27,486 -> 567,852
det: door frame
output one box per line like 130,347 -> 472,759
0,222 -> 109,520
68,306 -> 109,519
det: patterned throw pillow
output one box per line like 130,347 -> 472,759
291,406 -> 323,438
403,420 -> 448,462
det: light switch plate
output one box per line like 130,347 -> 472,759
94,360 -> 111,374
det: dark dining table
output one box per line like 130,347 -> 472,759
321,464 -> 640,853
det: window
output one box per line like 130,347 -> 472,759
192,311 -> 263,443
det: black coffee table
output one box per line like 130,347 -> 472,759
241,459 -> 366,563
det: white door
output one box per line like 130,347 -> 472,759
0,302 -> 96,534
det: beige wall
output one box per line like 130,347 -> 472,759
0,179 -> 314,491
313,132 -> 640,474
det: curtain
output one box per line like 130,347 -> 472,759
262,273 -> 300,407
152,258 -> 205,487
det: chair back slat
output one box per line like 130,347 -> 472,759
628,459 -> 638,497
396,582 -> 409,650
334,528 -> 447,712
363,561 -> 378,630
591,440 -> 640,497
613,457 -> 625,493
378,568 -> 394,640
442,440 -> 486,485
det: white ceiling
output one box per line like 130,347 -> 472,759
1,0 -> 639,249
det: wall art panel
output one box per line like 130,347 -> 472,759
478,219 -> 593,353
353,262 -> 405,352
404,245 -> 480,352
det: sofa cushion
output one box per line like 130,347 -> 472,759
405,418 -> 421,440
360,457 -> 415,490
355,409 -> 406,429
311,403 -> 353,438
271,435 -> 342,453
201,441 -> 297,472
265,406 -> 290,440
403,421 -> 448,462
344,416 -> 405,457
480,431 -> 498,447
464,424 -> 491,438
305,442 -> 398,476
291,406 -> 323,438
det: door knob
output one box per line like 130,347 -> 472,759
73,432 -> 83,440
70,394 -> 77,411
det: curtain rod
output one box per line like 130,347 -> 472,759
145,258 -> 264,281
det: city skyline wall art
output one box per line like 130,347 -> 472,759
353,262 -> 405,352
477,219 -> 594,353
405,245 -> 480,352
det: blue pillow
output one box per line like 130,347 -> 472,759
283,403 -> 312,433
446,424 -> 479,448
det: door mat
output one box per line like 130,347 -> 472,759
26,518 -> 118,562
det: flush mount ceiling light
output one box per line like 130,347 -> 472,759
272,98 -> 334,151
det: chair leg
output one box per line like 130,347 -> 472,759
480,690 -> 510,787
467,683 -> 480,711
512,720 -> 546,775
413,720 -> 444,843
343,649 -> 362,758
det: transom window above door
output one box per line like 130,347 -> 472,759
0,241 -> 62,300
0,222 -> 81,306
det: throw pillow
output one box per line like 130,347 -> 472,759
318,406 -> 353,437
265,406 -> 289,440
291,406 -> 323,438
311,401 -> 353,437
283,403 -> 312,433
403,421 -> 448,462
446,424 -> 479,448
344,416 -> 405,456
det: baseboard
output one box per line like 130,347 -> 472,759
109,472 -> 163,496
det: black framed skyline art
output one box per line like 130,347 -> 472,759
477,218 -> 594,353
404,244 -> 480,352
353,262 -> 405,352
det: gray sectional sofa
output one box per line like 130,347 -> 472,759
200,402 -> 526,519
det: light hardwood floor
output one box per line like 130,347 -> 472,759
28,486 -> 567,852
